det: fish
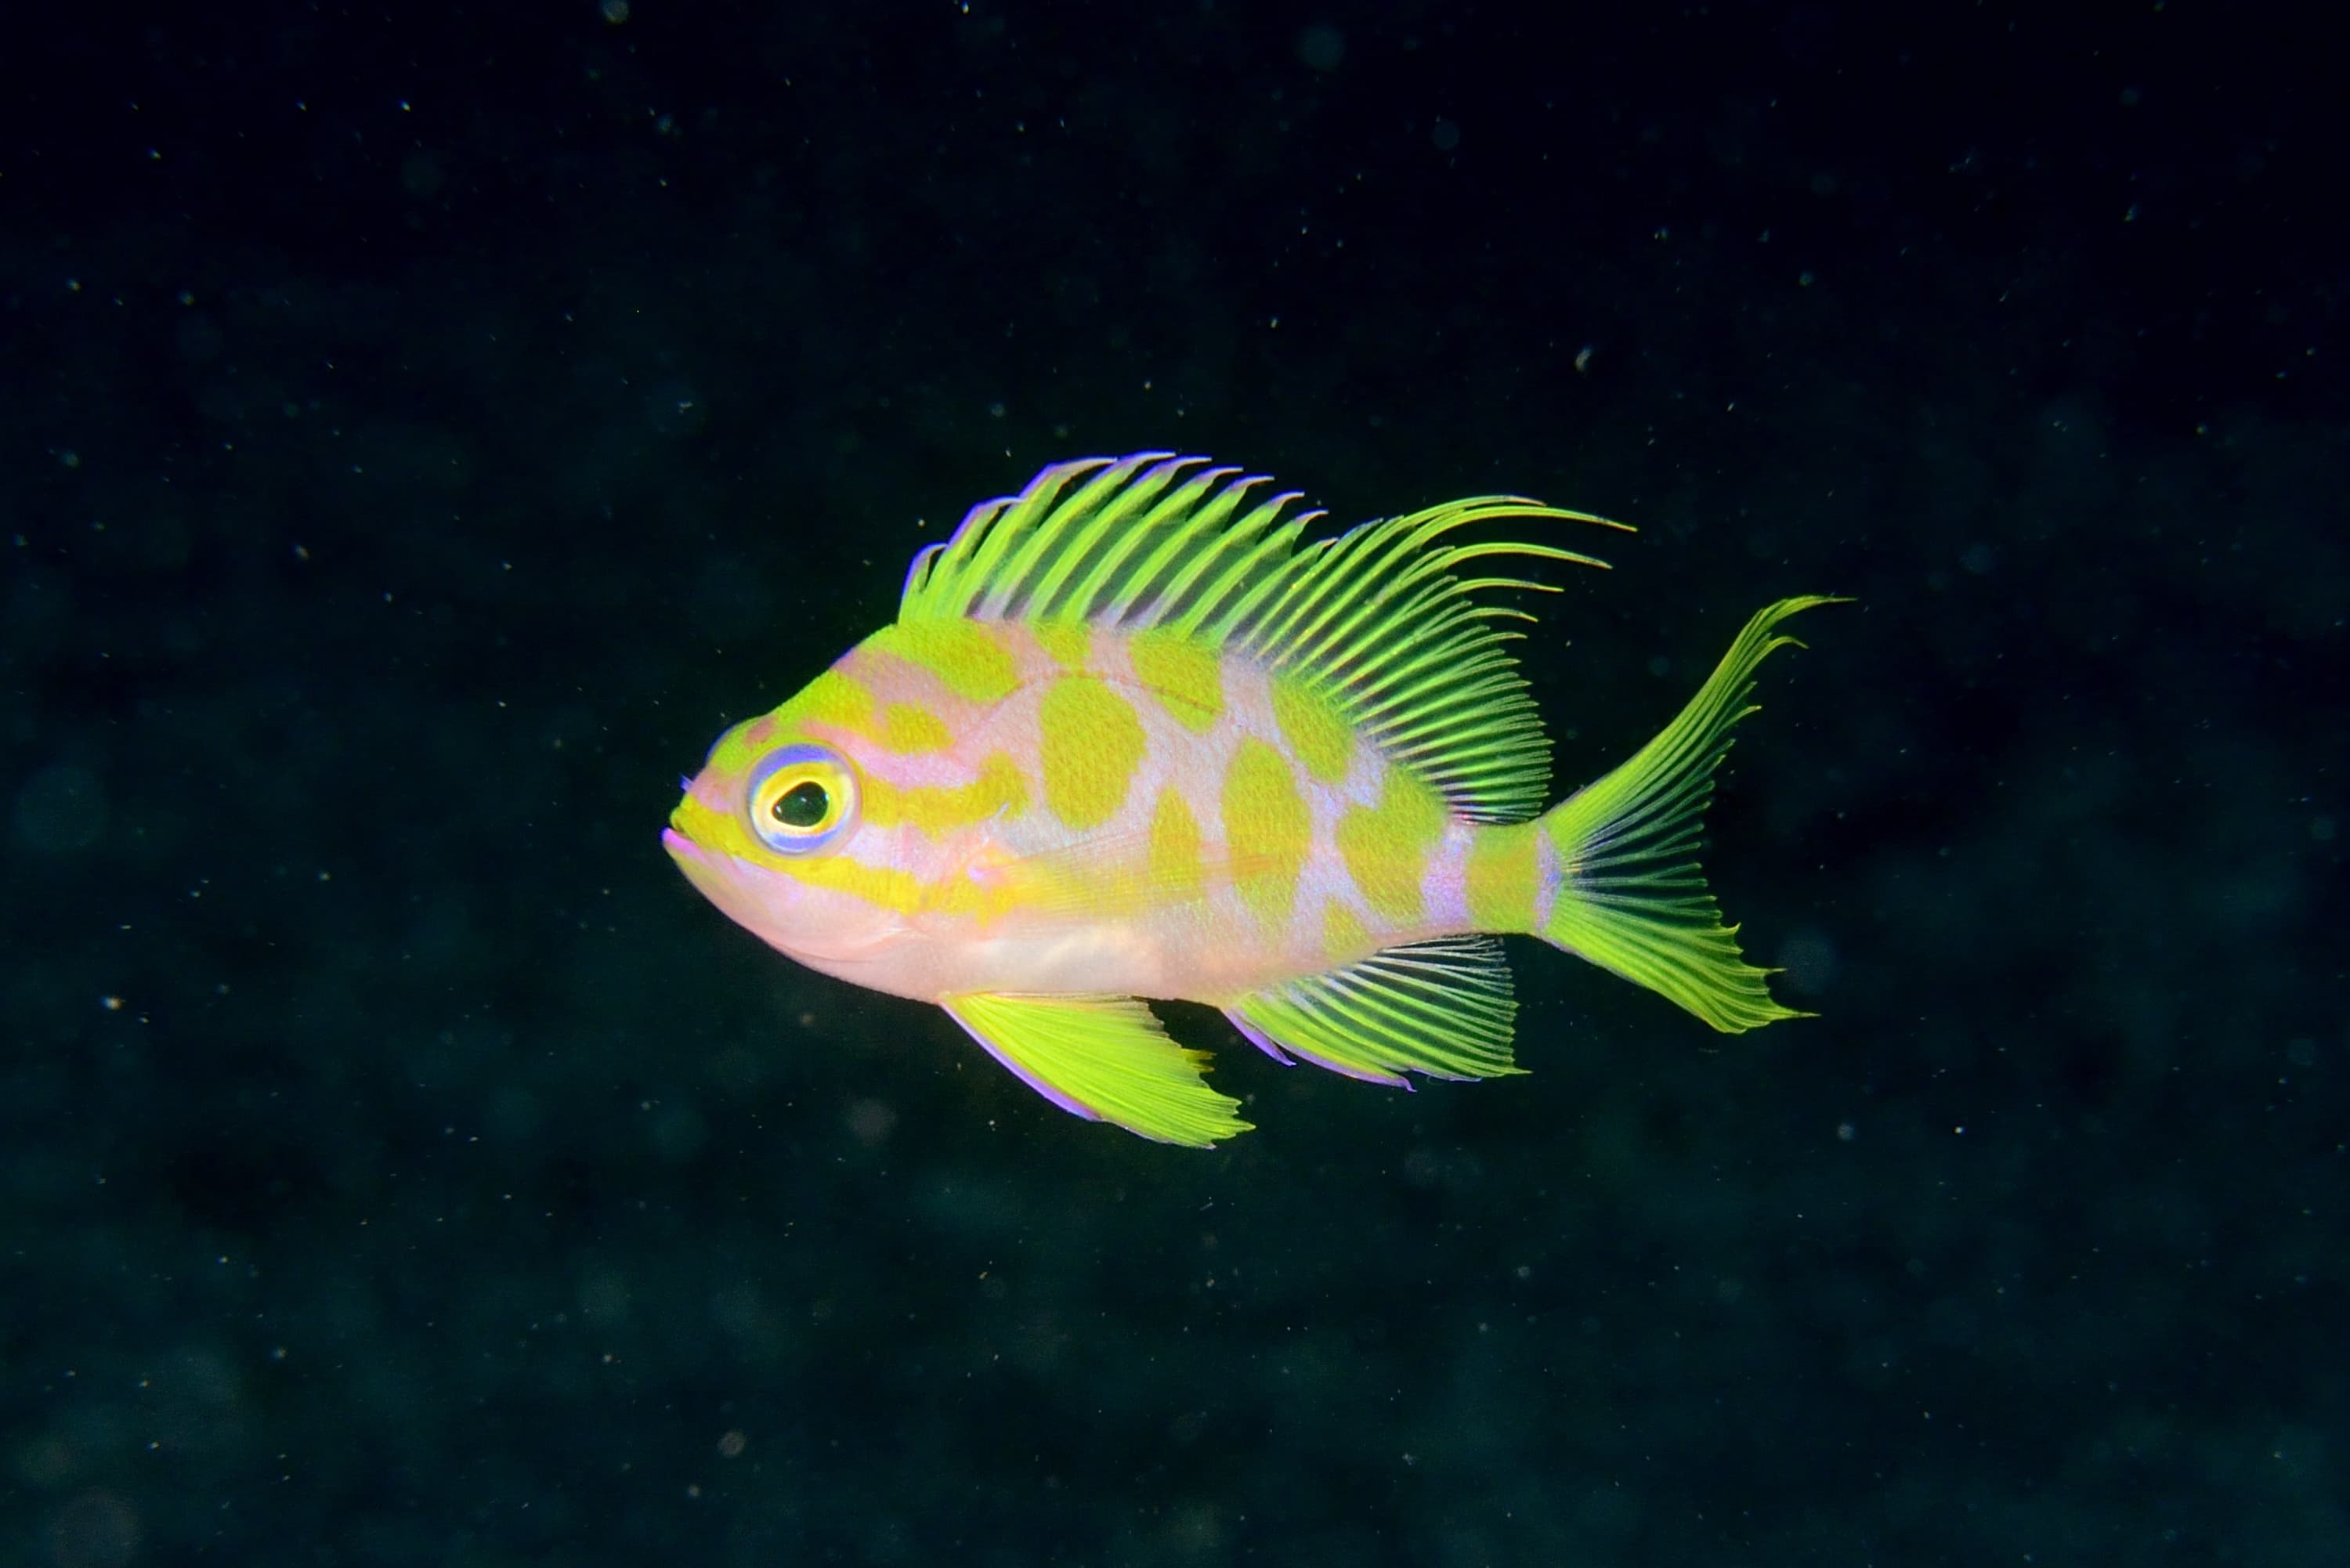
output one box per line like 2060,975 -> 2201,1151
664,452 -> 1837,1147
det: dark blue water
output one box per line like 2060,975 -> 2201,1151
5,6 -> 2341,1564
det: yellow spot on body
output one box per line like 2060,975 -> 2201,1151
1270,674 -> 1354,783
866,620 -> 1020,704
776,669 -> 875,739
1337,761 -> 1448,925
1148,786 -> 1203,897
1222,738 -> 1310,932
862,752 -> 1029,835
1464,822 -> 1540,933
1322,897 -> 1371,964
1127,628 -> 1223,733
1032,621 -> 1091,671
879,703 -> 951,753
1038,676 -> 1146,829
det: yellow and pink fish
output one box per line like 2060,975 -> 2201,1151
665,453 -> 1835,1146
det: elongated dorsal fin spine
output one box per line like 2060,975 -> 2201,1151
1023,455 -> 1193,620
1077,464 -> 1239,623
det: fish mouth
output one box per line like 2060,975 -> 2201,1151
662,822 -> 899,970
663,826 -> 726,884
663,822 -> 743,910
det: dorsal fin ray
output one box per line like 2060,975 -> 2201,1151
897,453 -> 1631,823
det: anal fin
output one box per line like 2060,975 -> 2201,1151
942,992 -> 1251,1147
1226,937 -> 1523,1086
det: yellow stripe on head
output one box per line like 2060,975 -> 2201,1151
787,850 -> 1011,924
770,670 -> 950,756
865,620 -> 1021,705
879,703 -> 952,753
790,850 -> 926,915
776,669 -> 876,738
861,751 -> 1029,835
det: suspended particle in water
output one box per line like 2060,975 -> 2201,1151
1295,24 -> 1344,72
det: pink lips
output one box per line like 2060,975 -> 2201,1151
661,826 -> 701,862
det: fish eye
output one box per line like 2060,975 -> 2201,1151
774,779 -> 829,828
745,744 -> 859,854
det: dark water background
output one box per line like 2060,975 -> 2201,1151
5,5 -> 2342,1564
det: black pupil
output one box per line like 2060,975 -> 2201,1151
774,779 -> 830,829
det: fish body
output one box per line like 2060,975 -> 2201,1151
667,453 -> 1835,1145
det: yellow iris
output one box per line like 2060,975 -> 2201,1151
746,745 -> 859,854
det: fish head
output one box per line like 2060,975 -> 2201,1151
663,705 -> 917,975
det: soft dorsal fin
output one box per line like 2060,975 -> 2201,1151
898,453 -> 1629,823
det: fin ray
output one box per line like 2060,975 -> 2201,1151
1226,936 -> 1523,1086
943,992 -> 1251,1147
898,453 -> 1630,822
1535,595 -> 1843,1031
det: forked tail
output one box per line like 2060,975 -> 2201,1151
1534,596 -> 1842,1031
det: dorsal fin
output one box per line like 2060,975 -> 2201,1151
898,453 -> 1629,823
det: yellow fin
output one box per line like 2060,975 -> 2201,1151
942,992 -> 1252,1147
897,452 -> 1629,822
1226,937 -> 1520,1085
1537,594 -> 1842,1031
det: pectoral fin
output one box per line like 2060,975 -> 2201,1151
942,992 -> 1252,1147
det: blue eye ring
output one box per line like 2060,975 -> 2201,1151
745,743 -> 859,856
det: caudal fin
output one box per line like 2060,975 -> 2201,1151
1535,596 -> 1840,1031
